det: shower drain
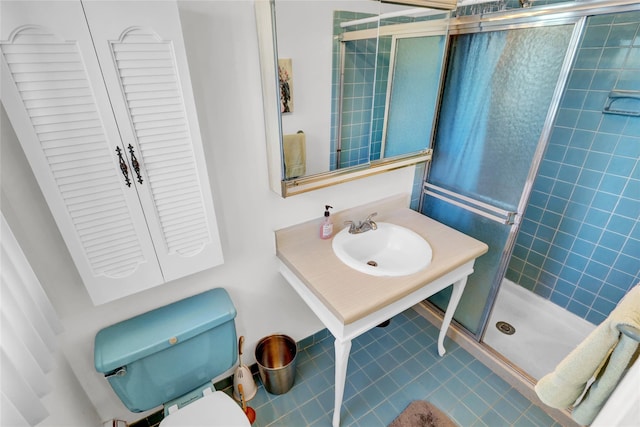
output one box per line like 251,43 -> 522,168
496,321 -> 516,335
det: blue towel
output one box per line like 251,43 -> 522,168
572,329 -> 639,425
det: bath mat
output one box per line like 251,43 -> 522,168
388,401 -> 458,427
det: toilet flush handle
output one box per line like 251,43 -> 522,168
105,367 -> 127,379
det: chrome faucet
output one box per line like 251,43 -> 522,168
345,212 -> 378,234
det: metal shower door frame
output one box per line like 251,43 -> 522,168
420,9 -> 590,342
423,0 -> 640,341
477,16 -> 587,342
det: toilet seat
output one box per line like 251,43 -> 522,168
159,391 -> 251,427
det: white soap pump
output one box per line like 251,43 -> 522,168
320,205 -> 334,239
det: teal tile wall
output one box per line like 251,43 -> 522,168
330,11 -> 378,170
336,37 -> 377,169
369,35 -> 392,162
507,11 -> 640,324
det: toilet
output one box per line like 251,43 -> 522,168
94,288 -> 251,427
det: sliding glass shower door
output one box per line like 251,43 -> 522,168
422,22 -> 579,336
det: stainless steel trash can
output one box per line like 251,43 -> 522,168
255,334 -> 297,394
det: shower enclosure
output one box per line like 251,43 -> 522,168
423,16 -> 581,336
419,1 -> 640,380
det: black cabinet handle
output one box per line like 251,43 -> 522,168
116,146 -> 131,187
128,144 -> 143,185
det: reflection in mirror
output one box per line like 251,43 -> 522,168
275,1 -> 382,177
331,16 -> 378,170
256,0 -> 451,196
336,5 -> 449,169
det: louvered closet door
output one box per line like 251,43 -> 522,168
82,1 -> 224,282
0,1 -> 164,305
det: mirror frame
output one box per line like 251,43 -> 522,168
255,0 -> 434,197
383,0 -> 458,9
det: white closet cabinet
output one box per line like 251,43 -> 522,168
1,1 -> 224,305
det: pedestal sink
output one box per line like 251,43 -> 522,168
276,201 -> 489,427
332,222 -> 432,276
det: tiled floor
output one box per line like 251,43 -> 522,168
225,309 -> 562,427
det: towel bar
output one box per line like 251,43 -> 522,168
603,90 -> 640,116
617,324 -> 640,343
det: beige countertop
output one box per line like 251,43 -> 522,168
275,196 -> 489,325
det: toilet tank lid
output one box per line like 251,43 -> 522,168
94,288 -> 237,374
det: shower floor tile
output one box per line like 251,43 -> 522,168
231,308 -> 562,427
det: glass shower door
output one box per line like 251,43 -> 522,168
381,33 -> 446,159
422,23 -> 576,335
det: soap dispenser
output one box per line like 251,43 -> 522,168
320,205 -> 334,239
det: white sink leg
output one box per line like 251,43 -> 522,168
437,277 -> 468,356
332,338 -> 352,427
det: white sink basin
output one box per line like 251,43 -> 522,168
332,222 -> 432,277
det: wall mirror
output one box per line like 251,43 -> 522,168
256,0 -> 452,197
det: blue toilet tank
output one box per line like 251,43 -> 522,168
94,288 -> 238,412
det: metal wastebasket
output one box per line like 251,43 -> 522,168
255,334 -> 297,394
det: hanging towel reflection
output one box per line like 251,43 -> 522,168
535,284 -> 640,425
283,131 -> 306,179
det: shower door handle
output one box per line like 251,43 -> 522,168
424,183 -> 518,225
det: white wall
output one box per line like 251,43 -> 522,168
36,353 -> 104,427
0,1 -> 415,424
593,359 -> 640,427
